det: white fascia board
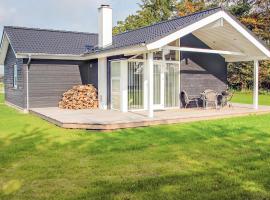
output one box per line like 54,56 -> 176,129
15,45 -> 148,61
16,53 -> 84,61
83,45 -> 148,59
5,33 -> 17,58
221,11 -> 270,58
146,11 -> 223,50
147,10 -> 270,59
163,46 -> 245,56
0,33 -> 14,65
226,56 -> 269,63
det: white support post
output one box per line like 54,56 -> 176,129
253,60 -> 259,110
147,52 -> 154,118
178,38 -> 181,108
120,60 -> 128,112
98,57 -> 107,110
144,54 -> 148,110
26,65 -> 29,112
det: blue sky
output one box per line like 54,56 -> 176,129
0,0 -> 140,74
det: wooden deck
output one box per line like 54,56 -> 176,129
30,104 -> 270,131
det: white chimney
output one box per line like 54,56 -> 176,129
98,5 -> 112,48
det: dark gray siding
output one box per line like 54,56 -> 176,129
27,62 -> 82,108
79,59 -> 98,88
180,34 -> 227,106
24,59 -> 99,108
4,45 -> 25,108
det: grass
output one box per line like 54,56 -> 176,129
0,93 -> 270,200
232,91 -> 270,105
0,83 -> 3,93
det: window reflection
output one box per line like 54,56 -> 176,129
153,51 -> 163,60
164,50 -> 179,61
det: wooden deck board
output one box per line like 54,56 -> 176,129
30,104 -> 270,131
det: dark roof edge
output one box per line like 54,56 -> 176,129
3,26 -> 98,35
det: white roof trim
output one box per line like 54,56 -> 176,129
146,10 -> 270,59
163,46 -> 245,56
83,45 -> 147,59
0,33 -> 17,65
16,53 -> 84,60
146,11 -> 223,50
15,45 -> 148,60
221,11 -> 270,58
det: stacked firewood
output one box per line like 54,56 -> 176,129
59,84 -> 99,109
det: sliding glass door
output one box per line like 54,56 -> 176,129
111,61 -> 121,110
128,61 -> 144,110
154,62 -> 179,109
165,63 -> 180,108
153,63 -> 162,109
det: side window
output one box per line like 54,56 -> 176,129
13,64 -> 17,89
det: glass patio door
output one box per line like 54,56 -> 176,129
111,61 -> 121,110
153,63 -> 164,109
165,63 -> 180,108
153,62 -> 179,109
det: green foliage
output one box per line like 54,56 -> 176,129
229,2 -> 251,17
113,0 -> 177,35
227,62 -> 254,90
1,93 -> 270,199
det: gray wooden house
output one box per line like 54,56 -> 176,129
0,6 -> 269,117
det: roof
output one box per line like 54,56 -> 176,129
104,7 -> 223,51
1,6 -> 269,61
2,7 -> 222,56
3,26 -> 98,55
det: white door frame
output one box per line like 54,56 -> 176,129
153,59 -> 180,110
110,60 -> 121,111
153,61 -> 164,109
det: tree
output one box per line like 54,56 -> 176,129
176,0 -> 206,16
113,0 -> 177,35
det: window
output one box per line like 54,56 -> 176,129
111,61 -> 121,110
13,64 -> 18,89
128,61 -> 144,110
153,51 -> 163,60
164,50 -> 179,61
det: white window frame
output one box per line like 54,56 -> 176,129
127,60 -> 145,111
110,60 -> 121,111
13,64 -> 18,89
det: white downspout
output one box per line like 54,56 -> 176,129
26,54 -> 31,112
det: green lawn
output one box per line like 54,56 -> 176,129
0,93 -> 270,200
232,91 -> 270,105
0,83 -> 3,93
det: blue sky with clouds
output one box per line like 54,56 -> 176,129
0,0 -> 140,74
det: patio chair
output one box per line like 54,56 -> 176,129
181,90 -> 199,108
220,90 -> 234,108
201,90 -> 218,109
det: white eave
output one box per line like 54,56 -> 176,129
82,44 -> 148,59
16,53 -> 84,61
146,10 -> 270,62
0,32 -> 15,65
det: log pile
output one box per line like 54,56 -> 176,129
59,84 -> 99,109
